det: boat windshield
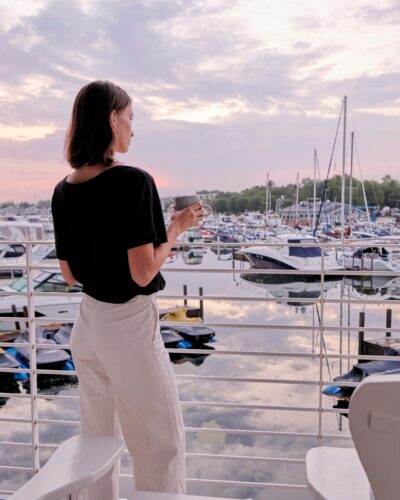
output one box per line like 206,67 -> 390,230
9,271 -> 82,293
287,239 -> 322,258
9,277 -> 27,292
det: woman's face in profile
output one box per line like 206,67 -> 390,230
112,103 -> 134,154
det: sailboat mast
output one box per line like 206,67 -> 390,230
313,149 -> 317,235
295,172 -> 299,225
266,172 -> 269,227
349,131 -> 354,234
340,96 -> 347,241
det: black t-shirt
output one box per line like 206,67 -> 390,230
51,165 -> 168,303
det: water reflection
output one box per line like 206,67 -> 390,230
210,246 -> 235,260
0,374 -> 79,411
170,344 -> 215,366
0,378 -> 21,408
2,248 -> 400,499
239,272 -> 342,307
180,247 -> 205,265
345,275 -> 400,299
24,374 -> 78,395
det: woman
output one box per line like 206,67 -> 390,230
51,80 -> 203,499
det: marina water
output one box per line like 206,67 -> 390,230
0,248 -> 399,499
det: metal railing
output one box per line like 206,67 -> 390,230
0,239 -> 399,498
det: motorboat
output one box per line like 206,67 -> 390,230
0,347 -> 20,368
337,243 -> 400,272
53,323 -> 73,351
323,358 -> 400,412
0,243 -> 57,279
239,234 -> 342,271
160,327 -> 186,347
169,325 -> 216,344
323,336 -> 400,413
12,328 -> 72,370
0,270 -> 82,332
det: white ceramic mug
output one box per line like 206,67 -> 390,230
174,195 -> 212,217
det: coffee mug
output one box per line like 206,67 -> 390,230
174,195 -> 212,217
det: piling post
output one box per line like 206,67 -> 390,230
199,286 -> 204,321
358,311 -> 365,360
23,305 -> 29,328
386,308 -> 392,338
11,304 -> 20,330
183,284 -> 187,306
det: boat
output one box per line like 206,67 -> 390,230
0,270 -> 83,332
160,325 -> 216,366
169,325 -> 216,344
53,323 -> 73,351
337,243 -> 400,272
50,322 -> 215,350
323,358 -> 400,411
0,218 -> 46,242
160,327 -> 186,348
0,270 -> 206,332
159,305 -> 202,322
0,347 -> 20,370
323,336 -> 400,412
12,329 -> 72,370
239,234 -> 342,271
0,243 -> 57,279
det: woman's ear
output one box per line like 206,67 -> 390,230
109,110 -> 118,131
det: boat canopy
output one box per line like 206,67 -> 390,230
353,246 -> 389,258
288,239 -> 322,257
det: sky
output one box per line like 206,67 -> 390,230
0,0 -> 399,202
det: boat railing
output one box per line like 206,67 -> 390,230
0,239 -> 400,498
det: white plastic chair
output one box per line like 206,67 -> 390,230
307,373 -> 400,499
9,435 -> 124,500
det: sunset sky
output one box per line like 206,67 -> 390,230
0,0 -> 399,202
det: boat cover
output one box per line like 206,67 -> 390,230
334,359 -> 400,383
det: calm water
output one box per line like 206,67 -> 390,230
1,248 -> 399,499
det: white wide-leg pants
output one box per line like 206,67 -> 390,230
70,293 -> 186,500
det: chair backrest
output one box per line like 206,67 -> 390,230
349,373 -> 400,500
9,435 -> 124,500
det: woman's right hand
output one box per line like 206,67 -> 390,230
169,202 -> 204,234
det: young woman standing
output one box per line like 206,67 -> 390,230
51,81 -> 203,499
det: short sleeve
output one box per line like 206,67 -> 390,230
51,185 -> 70,260
123,171 -> 167,249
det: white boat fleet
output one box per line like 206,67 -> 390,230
0,210 -> 400,331
1,210 -> 400,275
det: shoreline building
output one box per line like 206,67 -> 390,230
280,201 -> 363,227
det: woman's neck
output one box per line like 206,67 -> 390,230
66,162 -> 122,184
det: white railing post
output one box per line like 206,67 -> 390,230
317,244 -> 326,445
26,242 -> 40,473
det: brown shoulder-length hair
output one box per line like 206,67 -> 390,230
65,80 -> 131,169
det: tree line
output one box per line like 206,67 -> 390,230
210,174 -> 400,214
0,200 -> 51,210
